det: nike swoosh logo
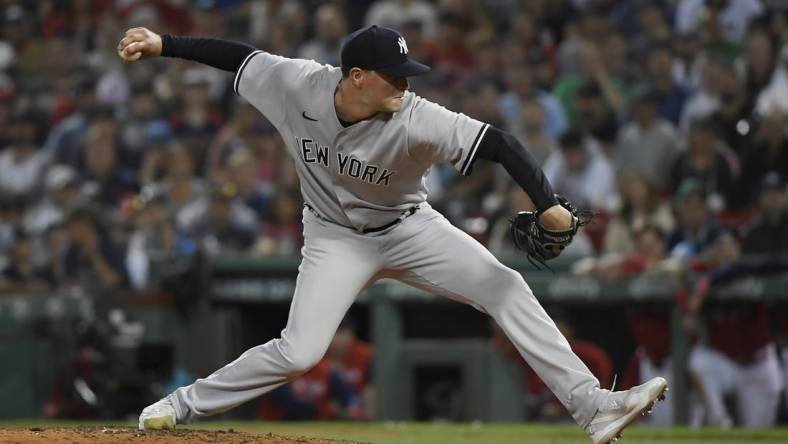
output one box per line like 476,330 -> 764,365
302,111 -> 318,122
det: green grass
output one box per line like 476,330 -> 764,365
2,421 -> 788,443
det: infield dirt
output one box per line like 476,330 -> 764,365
0,427 -> 357,443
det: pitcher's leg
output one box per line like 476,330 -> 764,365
170,222 -> 382,422
384,211 -> 604,426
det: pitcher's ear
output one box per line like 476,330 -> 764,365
349,67 -> 365,86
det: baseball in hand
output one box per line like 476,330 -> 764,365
118,48 -> 141,62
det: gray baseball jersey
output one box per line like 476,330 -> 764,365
234,50 -> 489,231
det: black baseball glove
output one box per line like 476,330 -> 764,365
510,195 -> 592,270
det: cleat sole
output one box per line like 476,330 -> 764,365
143,417 -> 175,430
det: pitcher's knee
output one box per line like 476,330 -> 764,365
480,267 -> 532,313
276,339 -> 325,374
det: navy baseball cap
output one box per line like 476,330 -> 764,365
340,25 -> 431,77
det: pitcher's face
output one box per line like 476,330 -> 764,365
364,70 -> 409,112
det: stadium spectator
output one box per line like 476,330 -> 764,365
644,43 -> 691,126
80,120 -> 138,209
119,83 -> 169,169
603,173 -> 675,255
553,38 -> 629,128
745,30 -> 781,116
622,302 -> 674,427
150,140 -> 209,220
206,102 -> 268,182
325,316 -> 373,419
0,109 -> 48,203
296,3 -> 346,66
225,149 -> 270,220
554,7 -> 587,77
680,56 -> 725,130
672,31 -> 705,91
615,86 -> 680,191
0,228 -> 53,293
422,12 -> 475,92
578,224 -> 680,282
601,30 -> 631,93
177,183 -> 257,255
509,12 -> 559,87
364,0 -> 437,38
543,129 -> 618,212
627,3 -> 672,68
573,82 -> 619,158
499,65 -> 567,140
125,190 -> 197,291
138,121 -> 174,185
247,0 -> 305,50
3,4 -> 44,90
249,128 -> 290,199
0,194 -> 25,273
511,99 -> 558,166
684,232 -> 785,427
667,179 -> 726,259
675,0 -> 764,44
255,190 -> 303,257
458,81 -> 505,133
23,164 -> 84,235
42,77 -> 98,167
782,325 -> 788,424
41,219 -> 68,288
739,172 -> 788,257
169,68 -> 224,171
709,57 -> 750,158
669,118 -> 738,210
61,206 -> 127,295
738,112 -> 788,206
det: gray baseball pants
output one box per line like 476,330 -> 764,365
170,205 -> 605,426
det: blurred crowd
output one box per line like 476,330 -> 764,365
0,0 -> 787,426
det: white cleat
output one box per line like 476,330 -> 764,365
138,396 -> 177,431
585,377 -> 668,444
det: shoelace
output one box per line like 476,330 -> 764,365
585,373 -> 620,428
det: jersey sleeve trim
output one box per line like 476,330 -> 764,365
233,50 -> 264,95
460,123 -> 489,176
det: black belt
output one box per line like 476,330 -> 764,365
304,203 -> 420,234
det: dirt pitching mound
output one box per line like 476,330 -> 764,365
0,426 -> 356,444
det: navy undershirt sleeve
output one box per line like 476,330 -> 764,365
472,126 -> 558,212
160,35 -> 256,72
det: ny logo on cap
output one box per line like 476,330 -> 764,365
397,36 -> 408,54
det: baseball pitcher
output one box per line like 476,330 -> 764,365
118,25 -> 667,444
